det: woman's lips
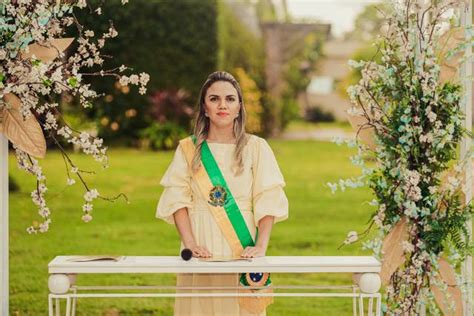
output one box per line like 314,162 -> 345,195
217,113 -> 229,117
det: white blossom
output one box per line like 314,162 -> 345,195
344,231 -> 358,244
84,30 -> 95,37
81,214 -> 93,223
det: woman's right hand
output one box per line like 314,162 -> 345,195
174,209 -> 212,258
188,244 -> 212,258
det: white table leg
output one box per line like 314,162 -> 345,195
353,287 -> 358,316
368,297 -> 373,316
48,295 -> 53,316
376,294 -> 381,316
55,298 -> 60,316
359,294 -> 364,316
71,288 -> 77,316
66,297 -> 71,316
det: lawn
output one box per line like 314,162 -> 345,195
285,119 -> 353,133
8,139 -> 376,315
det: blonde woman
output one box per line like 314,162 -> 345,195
156,71 -> 289,315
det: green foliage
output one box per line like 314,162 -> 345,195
348,2 -> 391,41
280,33 -> 323,129
255,0 -> 278,23
337,43 -> 383,97
332,2 -> 473,313
9,175 -> 19,192
146,89 -> 194,128
338,2 -> 389,98
280,96 -> 299,130
216,0 -> 267,134
304,107 -> 335,123
138,122 -> 189,150
234,68 -> 264,134
217,1 -> 265,86
71,0 -> 218,142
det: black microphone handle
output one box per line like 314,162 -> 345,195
181,248 -> 193,261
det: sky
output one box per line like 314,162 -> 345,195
286,0 -> 382,38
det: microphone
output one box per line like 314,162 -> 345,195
181,248 -> 193,261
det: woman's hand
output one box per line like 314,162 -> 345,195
173,208 -> 212,258
240,216 -> 274,258
240,245 -> 266,258
188,244 -> 212,258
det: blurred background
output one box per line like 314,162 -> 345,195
58,0 -> 386,150
8,0 -> 428,315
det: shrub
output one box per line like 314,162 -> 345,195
139,122 -> 189,150
71,0 -> 218,143
234,68 -> 263,134
304,106 -> 335,123
147,89 -> 194,128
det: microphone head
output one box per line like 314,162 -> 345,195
181,248 -> 193,261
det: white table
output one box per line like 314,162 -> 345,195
48,256 -> 382,315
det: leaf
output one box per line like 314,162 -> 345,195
0,93 -> 46,158
380,217 -> 409,285
22,38 -> 74,63
346,113 -> 376,149
430,257 -> 463,316
437,28 -> 464,84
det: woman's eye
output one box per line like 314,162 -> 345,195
227,97 -> 235,102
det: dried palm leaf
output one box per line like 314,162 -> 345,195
380,217 -> 409,285
430,257 -> 463,316
0,93 -> 46,158
22,38 -> 74,63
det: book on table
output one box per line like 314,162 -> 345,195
66,255 -> 124,262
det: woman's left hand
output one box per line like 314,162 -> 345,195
240,246 -> 266,258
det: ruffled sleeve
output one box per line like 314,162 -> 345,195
156,143 -> 193,224
252,136 -> 289,225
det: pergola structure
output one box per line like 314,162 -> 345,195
459,2 -> 472,316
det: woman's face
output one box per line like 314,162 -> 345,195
204,81 -> 241,130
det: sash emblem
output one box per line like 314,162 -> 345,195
208,185 -> 227,207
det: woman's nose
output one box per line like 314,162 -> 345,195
218,99 -> 228,109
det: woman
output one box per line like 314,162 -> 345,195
156,71 -> 289,315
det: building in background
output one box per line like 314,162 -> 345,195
305,39 -> 363,121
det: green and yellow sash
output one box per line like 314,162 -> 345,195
180,136 -> 272,313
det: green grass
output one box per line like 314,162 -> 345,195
9,140 -> 376,315
285,119 -> 353,133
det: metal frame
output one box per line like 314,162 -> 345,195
47,256 -> 382,315
47,284 -> 382,316
0,135 -> 8,316
460,2 -> 473,316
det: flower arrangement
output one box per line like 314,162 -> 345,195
328,1 -> 473,314
0,0 -> 149,233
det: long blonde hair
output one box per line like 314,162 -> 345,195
192,71 -> 249,176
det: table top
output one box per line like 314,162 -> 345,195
48,256 -> 381,274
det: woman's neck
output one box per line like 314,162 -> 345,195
207,125 -> 235,143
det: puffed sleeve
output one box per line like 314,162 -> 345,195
252,137 -> 289,224
155,143 -> 193,224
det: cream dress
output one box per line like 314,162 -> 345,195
156,134 -> 289,316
